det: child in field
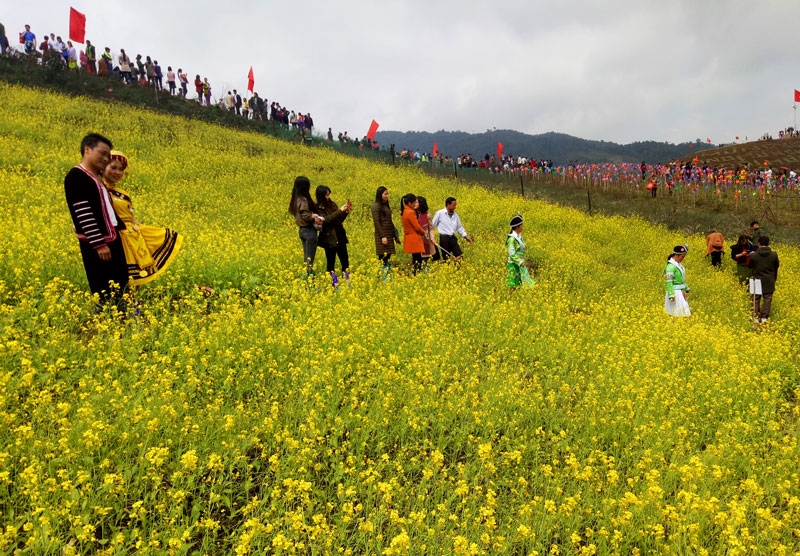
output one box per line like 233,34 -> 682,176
505,214 -> 535,289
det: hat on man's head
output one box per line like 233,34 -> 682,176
672,244 -> 688,256
509,214 -> 524,229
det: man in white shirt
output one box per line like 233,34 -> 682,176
432,197 -> 473,261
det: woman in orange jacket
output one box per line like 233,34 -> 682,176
401,193 -> 426,275
705,229 -> 724,268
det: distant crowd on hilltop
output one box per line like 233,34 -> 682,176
388,146 -> 800,195
0,20 -> 316,134
759,126 -> 799,140
4,19 -> 798,180
545,160 -> 799,198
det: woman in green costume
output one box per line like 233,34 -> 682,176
505,214 -> 535,289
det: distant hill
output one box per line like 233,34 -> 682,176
676,137 -> 800,171
374,129 -> 717,165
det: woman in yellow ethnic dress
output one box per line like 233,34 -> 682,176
103,151 -> 182,285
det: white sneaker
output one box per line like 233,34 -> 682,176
760,318 -> 769,323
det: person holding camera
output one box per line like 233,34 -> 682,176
314,185 -> 351,288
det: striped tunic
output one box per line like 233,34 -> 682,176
65,164 -> 118,247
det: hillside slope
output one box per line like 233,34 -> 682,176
677,137 -> 800,171
2,82 -> 800,555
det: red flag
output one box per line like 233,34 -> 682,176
497,142 -> 503,158
247,67 -> 254,93
366,119 -> 379,141
433,141 -> 438,157
795,89 -> 800,103
69,7 -> 86,44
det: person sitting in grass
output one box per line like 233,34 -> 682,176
505,214 -> 535,289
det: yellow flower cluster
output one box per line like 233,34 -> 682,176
1,82 -> 800,554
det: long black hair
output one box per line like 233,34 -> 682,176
289,176 -> 313,215
315,184 -> 334,210
375,186 -> 388,205
401,193 -> 416,212
416,196 -> 429,214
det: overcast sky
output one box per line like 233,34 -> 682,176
4,0 -> 798,144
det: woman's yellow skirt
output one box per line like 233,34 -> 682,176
119,224 -> 182,286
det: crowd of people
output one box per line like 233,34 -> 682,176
391,135 -> 799,199
668,220 -> 780,322
60,129 -> 785,327
1,21 -> 315,132
286,170 -> 782,319
476,159 -> 800,197
7,11 -> 785,320
759,126 -> 799,140
287,177 -> 475,287
593,160 -> 797,196
390,148 -> 799,200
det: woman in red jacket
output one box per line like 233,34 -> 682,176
401,193 -> 426,275
194,75 -> 203,103
416,196 -> 437,264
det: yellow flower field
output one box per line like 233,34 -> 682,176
1,81 -> 799,555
